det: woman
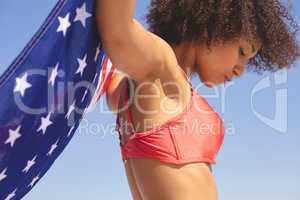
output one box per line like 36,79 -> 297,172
96,0 -> 299,199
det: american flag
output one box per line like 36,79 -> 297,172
0,0 -> 115,199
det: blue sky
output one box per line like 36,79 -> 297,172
0,0 -> 299,199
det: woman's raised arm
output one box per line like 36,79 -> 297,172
96,0 -> 174,83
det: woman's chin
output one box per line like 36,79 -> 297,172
199,75 -> 218,88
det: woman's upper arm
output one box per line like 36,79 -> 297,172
96,0 -> 176,83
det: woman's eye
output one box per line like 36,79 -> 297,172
239,47 -> 246,56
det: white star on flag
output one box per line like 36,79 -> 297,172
47,140 -> 59,156
57,13 -> 71,36
65,101 -> 76,119
29,175 -> 40,188
22,155 -> 37,173
49,63 -> 59,86
37,113 -> 53,135
74,3 -> 92,27
14,73 -> 32,97
76,54 -> 87,76
4,189 -> 17,200
0,168 -> 8,182
5,125 -> 22,147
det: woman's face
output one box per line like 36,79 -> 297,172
194,38 -> 260,87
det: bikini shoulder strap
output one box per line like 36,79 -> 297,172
124,78 -> 135,125
176,65 -> 194,94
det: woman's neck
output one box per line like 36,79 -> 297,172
170,41 -> 196,75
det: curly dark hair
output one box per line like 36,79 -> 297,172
145,0 -> 300,74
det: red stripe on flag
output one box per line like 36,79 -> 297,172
96,56 -> 116,100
